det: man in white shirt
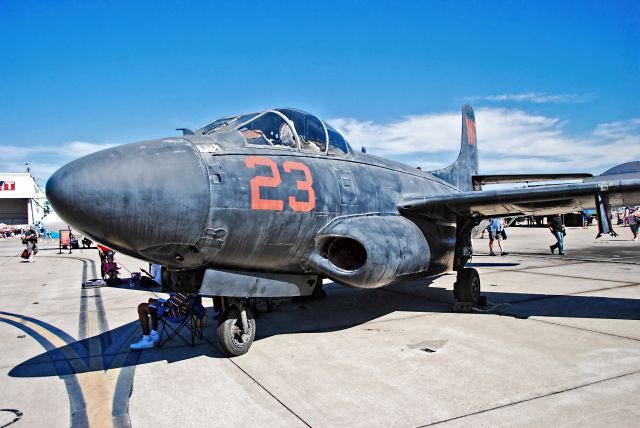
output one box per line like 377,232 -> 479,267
140,263 -> 162,288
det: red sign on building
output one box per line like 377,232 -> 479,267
0,181 -> 16,191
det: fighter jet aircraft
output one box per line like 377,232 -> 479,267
46,105 -> 640,356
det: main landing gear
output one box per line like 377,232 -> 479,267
216,298 -> 256,357
451,216 -> 486,312
452,267 -> 487,312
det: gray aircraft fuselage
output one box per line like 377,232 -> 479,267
47,131 -> 458,289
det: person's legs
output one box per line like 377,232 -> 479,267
137,299 -> 159,335
27,242 -> 34,262
553,231 -> 564,254
488,231 -> 496,255
550,231 -> 559,253
131,300 -> 159,349
498,236 -> 508,255
137,302 -> 152,335
147,298 -> 159,332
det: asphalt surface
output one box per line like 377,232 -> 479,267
0,225 -> 639,427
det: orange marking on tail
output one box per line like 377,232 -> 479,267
466,117 -> 477,146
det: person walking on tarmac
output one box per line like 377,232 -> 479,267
488,217 -> 509,256
627,207 -> 639,241
549,214 -> 566,255
23,226 -> 38,263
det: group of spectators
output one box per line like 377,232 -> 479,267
2,225 -> 50,240
483,214 -> 565,256
482,208 -> 638,258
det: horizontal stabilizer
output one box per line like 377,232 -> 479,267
472,173 -> 592,189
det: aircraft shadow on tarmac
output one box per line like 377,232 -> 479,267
9,280 -> 640,377
8,319 -> 224,378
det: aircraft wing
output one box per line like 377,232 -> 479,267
472,173 -> 592,189
398,179 -> 640,218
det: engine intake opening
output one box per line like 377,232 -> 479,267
325,237 -> 367,271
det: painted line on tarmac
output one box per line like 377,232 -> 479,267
520,317 -> 640,344
0,252 -> 139,428
227,359 -> 312,428
479,263 -> 637,286
73,255 -> 138,428
515,252 -> 640,265
419,369 -> 640,427
0,313 -> 89,427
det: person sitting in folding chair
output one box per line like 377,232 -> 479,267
103,251 -> 121,286
129,292 -> 192,350
156,294 -> 206,348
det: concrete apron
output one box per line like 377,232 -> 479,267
0,225 -> 638,426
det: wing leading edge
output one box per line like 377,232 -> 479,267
471,173 -> 592,189
398,179 -> 640,218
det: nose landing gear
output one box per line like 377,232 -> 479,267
216,299 -> 256,357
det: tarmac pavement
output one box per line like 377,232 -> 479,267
0,225 -> 638,427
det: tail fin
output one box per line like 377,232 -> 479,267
430,104 -> 479,191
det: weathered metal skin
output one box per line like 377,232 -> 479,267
190,135 -> 456,280
47,138 -> 211,268
46,128 -> 458,288
306,215 -> 431,288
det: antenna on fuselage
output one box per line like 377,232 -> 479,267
176,128 -> 195,136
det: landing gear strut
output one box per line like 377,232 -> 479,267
216,298 -> 256,357
452,215 -> 486,312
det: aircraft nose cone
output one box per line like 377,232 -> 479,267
46,138 -> 210,266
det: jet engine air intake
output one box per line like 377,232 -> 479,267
306,215 -> 430,289
321,237 -> 367,271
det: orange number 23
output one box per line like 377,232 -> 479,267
245,156 -> 315,212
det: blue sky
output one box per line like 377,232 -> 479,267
1,0 -> 638,186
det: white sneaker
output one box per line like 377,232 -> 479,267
130,337 -> 154,350
150,331 -> 160,343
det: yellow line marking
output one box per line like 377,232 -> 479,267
0,314 -> 124,428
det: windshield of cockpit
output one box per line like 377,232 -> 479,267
198,109 -> 350,154
199,113 -> 260,134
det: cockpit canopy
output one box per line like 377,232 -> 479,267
196,108 -> 350,154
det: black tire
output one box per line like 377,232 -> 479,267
216,305 -> 256,357
454,268 -> 481,306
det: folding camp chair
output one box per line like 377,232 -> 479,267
157,295 -> 206,347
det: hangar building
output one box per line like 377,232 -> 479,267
0,173 -> 47,227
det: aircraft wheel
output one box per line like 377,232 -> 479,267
216,305 -> 256,357
454,267 -> 481,306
